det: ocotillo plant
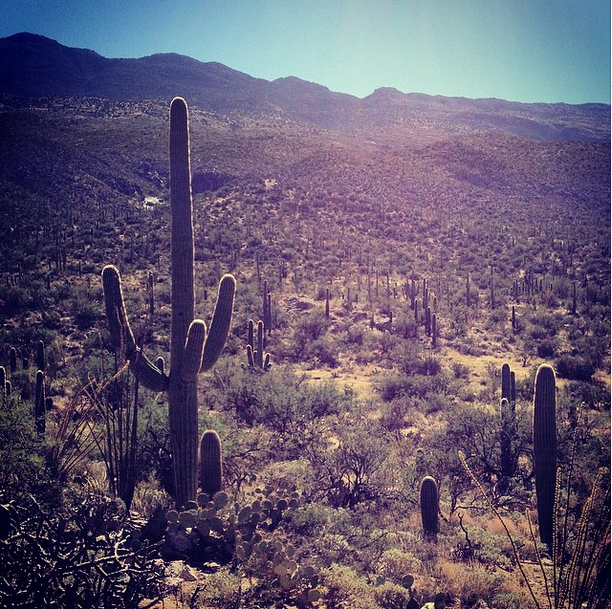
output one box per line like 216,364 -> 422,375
420,476 -> 439,540
533,363 -> 557,549
199,429 -> 223,498
102,97 -> 236,508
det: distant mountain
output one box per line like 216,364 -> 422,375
0,32 -> 609,141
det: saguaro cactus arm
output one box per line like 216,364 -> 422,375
102,265 -> 169,392
181,320 -> 207,382
201,274 -> 236,372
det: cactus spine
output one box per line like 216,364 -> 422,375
533,363 -> 557,549
199,429 -> 223,498
101,97 -> 235,508
420,476 -> 439,539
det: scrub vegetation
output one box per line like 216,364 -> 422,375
0,90 -> 609,609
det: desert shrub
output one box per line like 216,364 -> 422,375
440,560 -> 503,607
564,380 -> 610,410
0,489 -> 164,608
451,361 -> 470,380
372,581 -> 412,609
302,335 -> 340,367
189,569 -> 243,608
0,284 -> 34,315
377,370 -> 412,402
0,393 -> 50,504
320,564 -> 379,609
555,354 -> 595,381
305,410 -> 390,508
535,335 -> 561,357
376,548 -> 422,582
73,297 -> 102,330
218,364 -> 348,457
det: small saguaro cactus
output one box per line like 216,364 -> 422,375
35,340 -> 45,372
35,369 -> 46,437
246,319 -> 271,371
9,347 -> 17,373
500,397 -> 514,479
420,476 -> 439,540
199,429 -> 223,498
533,363 -> 557,549
262,279 -> 272,334
431,313 -> 437,347
501,363 -> 511,402
101,97 -> 236,508
0,366 -> 5,395
147,271 -> 155,316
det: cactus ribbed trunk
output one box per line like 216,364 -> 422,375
533,364 -> 557,549
169,97 -> 198,508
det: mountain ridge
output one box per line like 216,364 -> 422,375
0,32 -> 609,141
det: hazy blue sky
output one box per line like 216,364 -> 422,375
2,0 -> 610,104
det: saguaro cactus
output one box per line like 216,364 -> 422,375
246,319 -> 271,370
420,476 -> 439,539
500,397 -> 513,479
9,347 -> 16,373
101,97 -> 235,508
199,429 -> 223,498
533,363 -> 557,549
35,340 -> 45,372
501,363 -> 511,402
35,369 -> 46,437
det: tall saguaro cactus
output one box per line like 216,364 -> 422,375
102,97 -> 235,508
533,363 -> 557,549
